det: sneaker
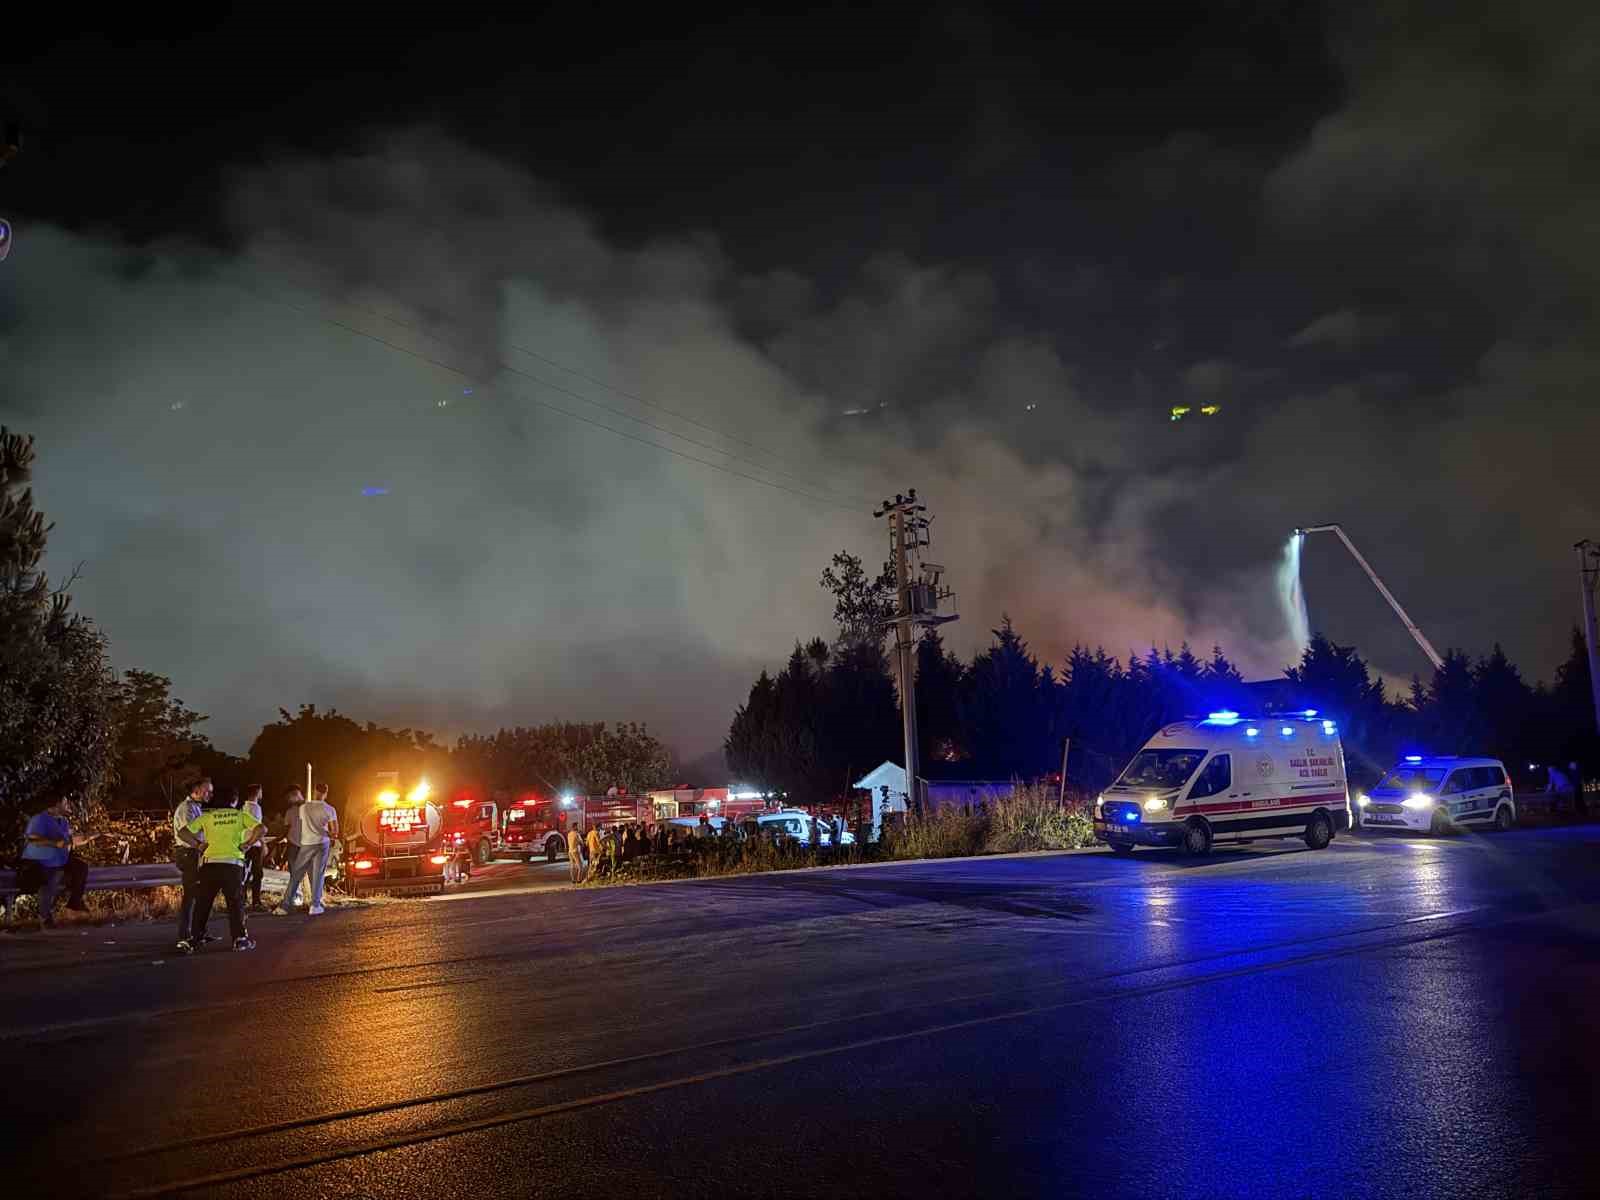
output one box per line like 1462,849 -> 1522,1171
233,937 -> 255,952
175,939 -> 196,955
307,905 -> 325,916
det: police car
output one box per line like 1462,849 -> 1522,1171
1356,756 -> 1516,835
1095,710 -> 1351,856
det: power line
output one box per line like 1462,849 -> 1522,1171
248,273 -> 880,506
228,278 -> 861,513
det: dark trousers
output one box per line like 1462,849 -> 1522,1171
175,847 -> 201,938
243,845 -> 265,907
20,855 -> 89,917
191,862 -> 247,942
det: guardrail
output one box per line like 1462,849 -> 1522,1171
0,862 -> 182,920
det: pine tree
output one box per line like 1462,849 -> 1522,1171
0,429 -> 119,854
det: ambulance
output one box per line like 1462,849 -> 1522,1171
1094,711 -> 1351,856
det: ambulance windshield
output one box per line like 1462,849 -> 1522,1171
1116,749 -> 1206,791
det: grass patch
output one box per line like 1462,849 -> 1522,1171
579,784 -> 1100,887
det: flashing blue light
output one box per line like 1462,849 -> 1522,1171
1128,811 -> 1139,822
1301,709 -> 1319,718
1204,710 -> 1241,725
1280,726 -> 1294,737
361,486 -> 389,497
1322,720 -> 1336,735
1405,754 -> 1423,763
1245,726 -> 1259,737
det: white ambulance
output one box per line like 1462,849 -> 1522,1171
1094,711 -> 1351,856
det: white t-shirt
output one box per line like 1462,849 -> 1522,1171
292,798 -> 338,846
243,799 -> 263,823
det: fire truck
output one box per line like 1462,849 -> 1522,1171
441,794 -> 503,866
346,772 -> 449,895
498,791 -> 650,862
498,792 -> 573,862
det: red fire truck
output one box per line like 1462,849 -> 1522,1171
498,792 -> 652,862
498,792 -> 572,862
441,794 -> 502,866
346,772 -> 450,895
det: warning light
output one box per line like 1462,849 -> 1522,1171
377,790 -> 399,808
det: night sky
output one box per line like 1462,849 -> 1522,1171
1,3 -> 1594,762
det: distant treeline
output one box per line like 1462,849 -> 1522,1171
726,611 -> 1600,802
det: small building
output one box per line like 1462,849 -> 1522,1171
852,761 -> 1018,839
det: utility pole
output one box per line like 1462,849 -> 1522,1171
875,490 -> 957,819
1574,540 -> 1600,737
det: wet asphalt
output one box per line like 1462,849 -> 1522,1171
4,825 -> 1598,1199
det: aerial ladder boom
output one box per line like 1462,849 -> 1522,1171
1294,524 -> 1445,672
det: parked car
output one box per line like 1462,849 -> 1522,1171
1356,756 -> 1516,835
754,810 -> 854,846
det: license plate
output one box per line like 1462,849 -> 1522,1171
1108,824 -> 1127,834
1365,815 -> 1400,824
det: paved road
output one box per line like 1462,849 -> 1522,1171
5,827 -> 1598,1198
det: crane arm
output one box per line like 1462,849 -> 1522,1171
1297,524 -> 1446,672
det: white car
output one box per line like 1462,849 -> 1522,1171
755,810 -> 855,846
1357,756 -> 1516,835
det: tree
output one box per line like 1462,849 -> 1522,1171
725,636 -> 898,804
915,628 -> 966,765
576,722 -> 674,794
1472,644 -> 1532,763
245,705 -> 445,824
819,551 -> 895,650
111,669 -> 211,809
0,429 -> 119,854
962,616 -> 1052,779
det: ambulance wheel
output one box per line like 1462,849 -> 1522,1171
1304,812 -> 1333,850
1494,805 -> 1515,832
1110,842 -> 1134,856
474,839 -> 491,866
1182,819 -> 1212,857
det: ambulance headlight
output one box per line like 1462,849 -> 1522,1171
1094,794 -> 1103,817
1355,793 -> 1370,809
1402,793 -> 1435,810
1143,795 -> 1167,813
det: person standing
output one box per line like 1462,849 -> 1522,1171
585,824 -> 602,881
175,789 -> 263,953
21,797 -> 90,926
241,784 -> 267,911
296,782 -> 339,914
277,782 -> 338,914
566,825 -> 584,885
172,778 -> 210,950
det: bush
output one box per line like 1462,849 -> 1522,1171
885,806 -> 989,860
983,784 -> 1097,853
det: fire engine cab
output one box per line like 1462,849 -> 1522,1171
498,792 -> 571,862
441,795 -> 502,866
347,772 -> 449,894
